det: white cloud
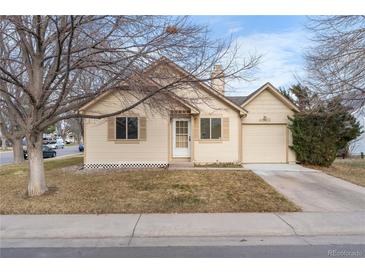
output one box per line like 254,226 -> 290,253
228,26 -> 243,34
226,29 -> 310,96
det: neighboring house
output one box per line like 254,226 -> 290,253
65,133 -> 75,144
80,58 -> 299,168
349,107 -> 365,156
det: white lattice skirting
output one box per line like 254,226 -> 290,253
83,162 -> 168,169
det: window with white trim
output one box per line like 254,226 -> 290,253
200,118 -> 221,139
116,117 -> 138,139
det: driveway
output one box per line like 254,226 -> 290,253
246,164 -> 365,212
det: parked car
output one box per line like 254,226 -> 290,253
56,138 -> 65,149
42,137 -> 51,144
47,141 -> 57,149
23,146 -> 56,160
79,143 -> 84,152
47,139 -> 64,149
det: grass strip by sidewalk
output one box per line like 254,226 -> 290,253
0,156 -> 300,214
308,158 -> 365,187
0,156 -> 84,176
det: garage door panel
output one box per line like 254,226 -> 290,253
242,125 -> 287,163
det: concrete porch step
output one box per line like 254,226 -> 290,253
169,162 -> 194,169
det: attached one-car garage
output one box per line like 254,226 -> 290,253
242,124 -> 288,163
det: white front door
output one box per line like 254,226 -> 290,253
172,118 -> 191,157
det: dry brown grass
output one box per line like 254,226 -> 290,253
0,156 -> 300,214
310,158 -> 365,187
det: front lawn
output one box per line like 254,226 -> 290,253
194,162 -> 242,168
0,157 -> 300,214
313,158 -> 365,187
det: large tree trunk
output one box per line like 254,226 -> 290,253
76,134 -> 82,145
61,131 -> 67,142
79,118 -> 84,144
1,135 -> 6,150
27,132 -> 48,196
12,137 -> 24,164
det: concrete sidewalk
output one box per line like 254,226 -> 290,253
1,212 -> 364,248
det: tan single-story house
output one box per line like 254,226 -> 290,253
80,58 -> 299,168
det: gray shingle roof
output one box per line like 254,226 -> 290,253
226,96 -> 247,106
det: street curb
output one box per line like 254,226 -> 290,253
2,235 -> 365,248
1,212 -> 364,243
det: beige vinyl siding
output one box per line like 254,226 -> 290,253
242,88 -> 297,163
172,85 -> 241,163
83,70 -> 296,165
243,88 -> 294,123
83,92 -> 169,164
163,82 -> 243,163
242,124 -> 287,163
85,117 -> 168,163
194,104 -> 240,162
194,118 -> 240,162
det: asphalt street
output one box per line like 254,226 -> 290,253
1,244 -> 364,258
0,145 -> 81,165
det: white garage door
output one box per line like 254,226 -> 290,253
242,124 -> 287,163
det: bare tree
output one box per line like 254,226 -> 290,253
56,118 -> 83,144
71,118 -> 84,144
305,16 -> 365,111
0,32 -> 26,163
55,120 -> 69,141
0,92 -> 25,163
0,16 -> 259,196
0,127 -> 7,150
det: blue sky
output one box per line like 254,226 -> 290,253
191,16 -> 310,96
